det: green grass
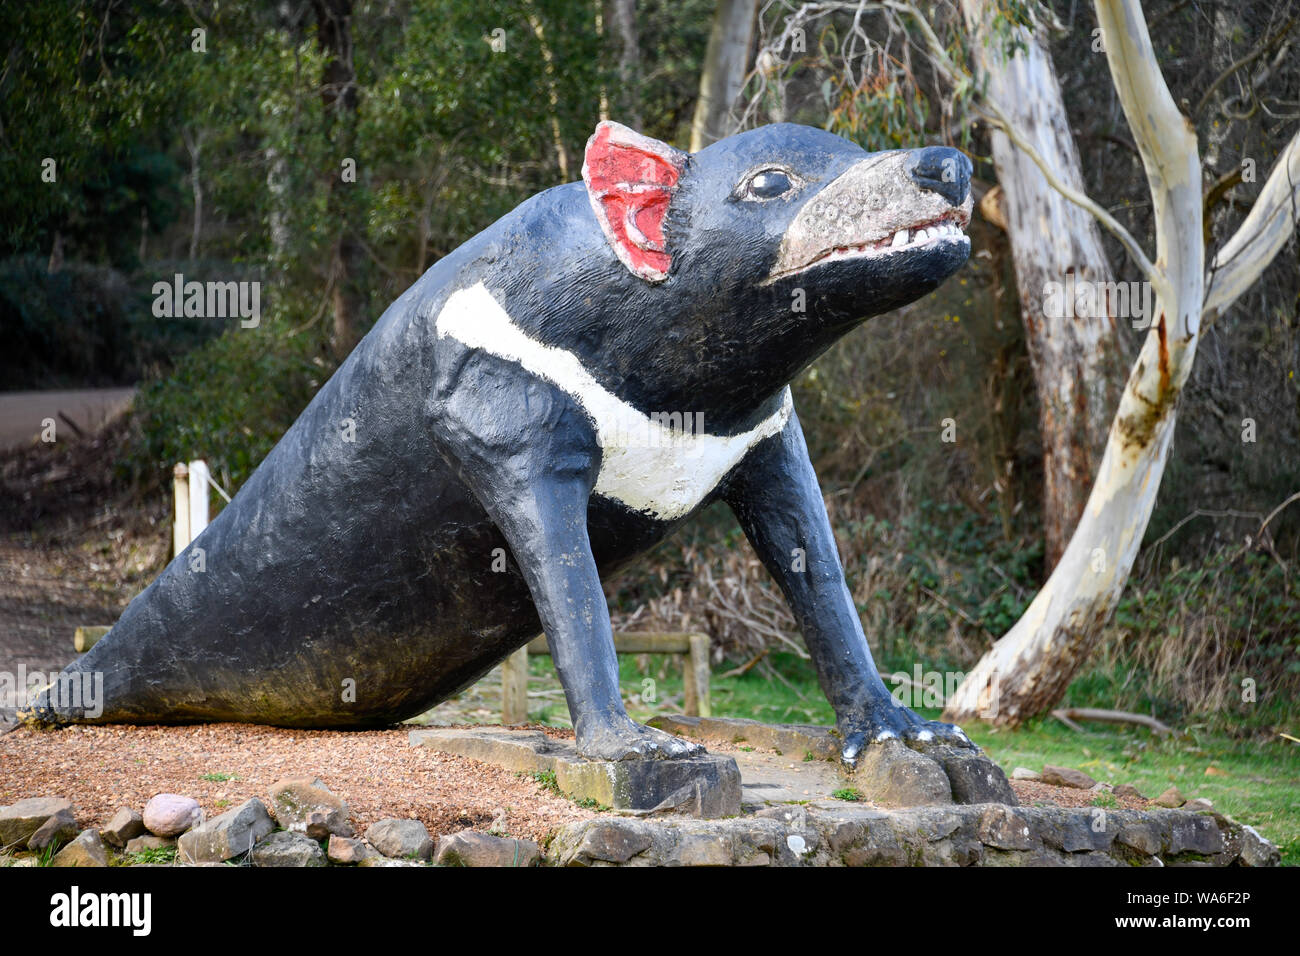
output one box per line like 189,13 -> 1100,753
615,650 -> 836,726
964,716 -> 1300,865
525,769 -> 561,797
200,772 -> 238,782
832,787 -> 863,802
122,844 -> 178,866
35,842 -> 59,867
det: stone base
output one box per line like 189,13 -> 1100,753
648,714 -> 842,760
647,715 -> 1017,807
546,804 -> 1281,867
409,728 -> 741,818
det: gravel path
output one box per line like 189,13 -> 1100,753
0,722 -> 596,843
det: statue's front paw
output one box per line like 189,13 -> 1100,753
576,716 -> 705,761
839,702 -> 978,768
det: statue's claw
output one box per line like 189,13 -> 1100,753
576,716 -> 705,761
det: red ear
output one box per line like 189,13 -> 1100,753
582,121 -> 687,283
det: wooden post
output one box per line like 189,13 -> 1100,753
172,463 -> 190,558
686,633 -> 712,717
514,632 -> 712,720
74,626 -> 112,653
501,646 -> 530,725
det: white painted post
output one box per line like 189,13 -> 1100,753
187,458 -> 210,541
173,459 -> 211,556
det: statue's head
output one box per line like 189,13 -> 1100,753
585,119 -> 970,318
537,120 -> 974,421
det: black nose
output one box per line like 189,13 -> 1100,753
906,147 -> 971,206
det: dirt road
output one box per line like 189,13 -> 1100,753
0,388 -> 135,450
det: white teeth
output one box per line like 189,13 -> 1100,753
820,221 -> 966,269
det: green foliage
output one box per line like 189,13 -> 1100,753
0,0 -> 191,265
0,256 -> 216,388
831,786 -> 862,801
844,506 -> 1041,672
124,844 -> 178,866
1089,548 -> 1300,724
825,70 -> 931,153
985,0 -> 1040,60
35,842 -> 60,867
29,0 -> 713,500
123,322 -> 327,494
529,769 -> 561,797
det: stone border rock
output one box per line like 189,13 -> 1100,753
545,804 -> 1280,867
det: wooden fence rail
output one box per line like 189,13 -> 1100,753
501,632 -> 711,725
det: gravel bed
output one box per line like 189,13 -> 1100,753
0,722 -> 596,843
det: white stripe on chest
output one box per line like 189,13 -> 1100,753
436,282 -> 791,521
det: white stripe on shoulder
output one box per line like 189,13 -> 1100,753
436,281 -> 791,520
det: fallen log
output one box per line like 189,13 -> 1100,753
1050,707 -> 1173,736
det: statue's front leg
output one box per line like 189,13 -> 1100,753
722,409 -> 976,767
430,354 -> 701,762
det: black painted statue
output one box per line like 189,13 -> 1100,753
29,121 -> 976,766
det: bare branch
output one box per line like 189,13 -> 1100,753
1094,0 -> 1203,322
1193,15 -> 1296,118
1203,127 -> 1300,318
893,0 -> 1159,281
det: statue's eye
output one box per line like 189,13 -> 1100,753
742,168 -> 795,200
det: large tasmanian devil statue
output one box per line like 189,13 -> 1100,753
29,121 -> 977,766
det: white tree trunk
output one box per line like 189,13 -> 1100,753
1203,129 -> 1300,321
960,0 -> 1125,569
184,128 -> 204,262
691,0 -> 759,151
266,146 -> 291,266
945,0 -> 1205,724
608,0 -> 642,130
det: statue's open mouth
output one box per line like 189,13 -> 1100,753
768,210 -> 970,281
819,213 -> 969,263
